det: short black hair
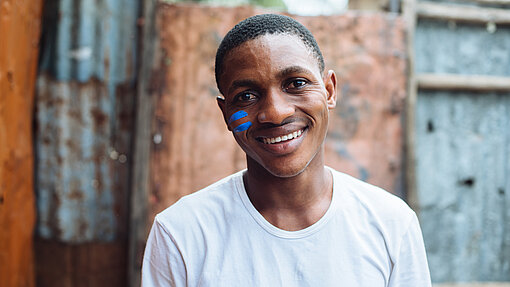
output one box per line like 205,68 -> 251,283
215,14 -> 325,94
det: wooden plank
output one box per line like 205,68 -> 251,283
417,1 -> 510,23
417,73 -> 510,91
463,0 -> 510,5
403,0 -> 420,210
127,0 -> 158,286
0,0 -> 43,286
434,283 -> 510,287
35,239 -> 127,287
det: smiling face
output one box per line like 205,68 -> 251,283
217,34 -> 337,178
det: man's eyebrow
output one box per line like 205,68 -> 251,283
228,79 -> 258,94
277,66 -> 314,79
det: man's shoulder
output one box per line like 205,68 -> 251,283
330,168 -> 415,222
155,170 -> 245,230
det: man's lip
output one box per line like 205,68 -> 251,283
253,124 -> 308,139
254,127 -> 308,154
256,127 -> 307,144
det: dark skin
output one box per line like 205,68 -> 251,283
217,34 -> 337,231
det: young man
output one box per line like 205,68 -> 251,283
142,14 -> 431,286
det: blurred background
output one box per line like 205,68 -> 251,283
1,0 -> 509,286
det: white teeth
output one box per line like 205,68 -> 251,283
261,129 -> 305,144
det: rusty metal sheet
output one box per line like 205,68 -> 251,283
0,0 -> 43,286
150,4 -> 407,221
298,13 -> 407,196
35,0 -> 139,243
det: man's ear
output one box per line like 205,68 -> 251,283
324,70 -> 337,110
216,95 -> 232,131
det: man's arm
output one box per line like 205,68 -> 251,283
141,216 -> 187,287
388,213 -> 432,287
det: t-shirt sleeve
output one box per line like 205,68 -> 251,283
141,215 -> 187,287
387,213 -> 432,287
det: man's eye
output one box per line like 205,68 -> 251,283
236,92 -> 257,102
287,79 -> 308,89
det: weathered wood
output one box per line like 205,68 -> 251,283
417,73 -> 510,91
0,0 -> 43,286
464,0 -> 510,4
417,1 -> 510,23
434,283 -> 510,287
35,239 -> 127,287
403,0 -> 420,211
127,0 -> 158,286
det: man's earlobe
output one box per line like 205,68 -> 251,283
216,95 -> 231,130
325,70 -> 337,110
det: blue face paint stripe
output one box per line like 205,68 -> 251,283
233,121 -> 252,133
228,110 -> 248,124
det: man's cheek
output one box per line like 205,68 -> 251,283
228,110 -> 252,133
233,122 -> 252,133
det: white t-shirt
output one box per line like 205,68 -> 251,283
142,168 -> 431,287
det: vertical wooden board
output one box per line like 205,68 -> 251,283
0,0 -> 43,286
415,91 -> 510,282
151,4 -> 407,221
35,239 -> 127,287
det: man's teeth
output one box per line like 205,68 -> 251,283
262,130 -> 303,144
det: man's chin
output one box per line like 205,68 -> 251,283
255,160 -> 310,179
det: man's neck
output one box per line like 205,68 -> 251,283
243,153 -> 333,231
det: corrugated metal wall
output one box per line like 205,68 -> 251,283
0,0 -> 44,286
36,0 -> 139,243
34,0 -> 139,285
413,2 -> 510,283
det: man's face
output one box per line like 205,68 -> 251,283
217,34 -> 337,177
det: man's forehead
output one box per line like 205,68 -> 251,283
224,33 -> 315,68
232,33 -> 308,53
218,35 -> 322,94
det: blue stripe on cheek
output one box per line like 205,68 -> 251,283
228,110 -> 248,124
233,121 -> 252,133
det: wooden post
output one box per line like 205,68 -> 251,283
128,0 -> 158,285
403,0 -> 420,210
0,0 -> 44,286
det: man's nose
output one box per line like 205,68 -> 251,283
257,88 -> 295,124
